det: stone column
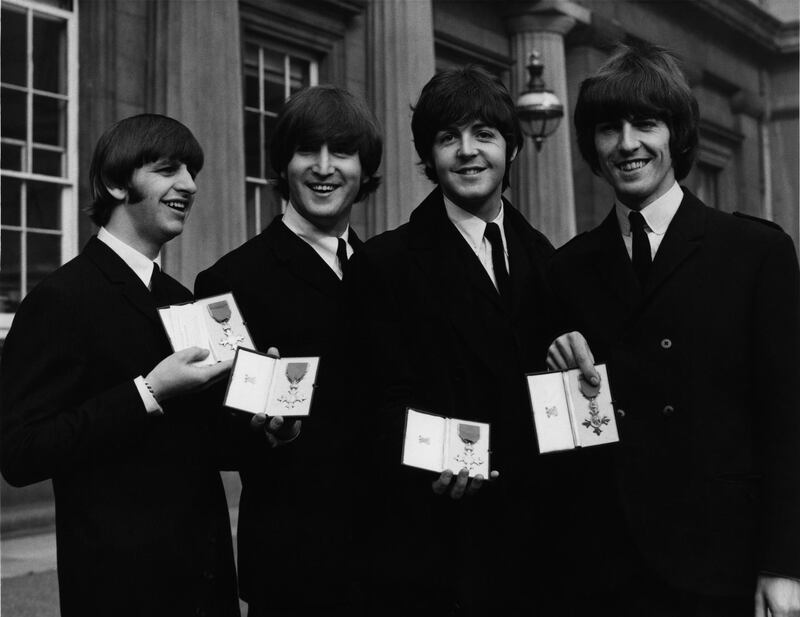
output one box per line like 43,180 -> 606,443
366,0 -> 436,237
150,0 -> 246,287
505,2 -> 588,247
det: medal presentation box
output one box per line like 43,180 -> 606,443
158,293 -> 254,366
526,364 -> 618,454
224,347 -> 320,417
402,408 -> 490,478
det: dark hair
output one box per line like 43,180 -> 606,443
87,114 -> 204,226
270,85 -> 383,202
411,65 -> 523,190
574,42 -> 699,181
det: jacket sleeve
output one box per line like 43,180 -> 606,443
753,233 -> 800,578
0,284 -> 149,487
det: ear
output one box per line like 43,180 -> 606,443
107,185 -> 128,202
508,146 -> 519,164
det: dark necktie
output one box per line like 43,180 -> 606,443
150,263 -> 169,305
628,211 -> 652,284
336,238 -> 350,278
484,222 -> 510,299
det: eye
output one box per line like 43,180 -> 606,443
595,122 -> 617,134
634,119 -> 658,130
476,129 -> 496,140
436,132 -> 457,145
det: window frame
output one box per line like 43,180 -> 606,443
1,0 -> 78,335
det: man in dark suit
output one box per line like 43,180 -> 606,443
195,86 -> 382,617
547,43 -> 800,616
1,115 -> 240,616
347,66 -> 587,616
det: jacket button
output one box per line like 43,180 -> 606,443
662,404 -> 675,416
660,338 -> 672,349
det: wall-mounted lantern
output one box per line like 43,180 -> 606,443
515,51 -> 564,151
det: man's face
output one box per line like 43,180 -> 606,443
122,159 -> 197,246
284,143 -> 364,234
594,117 -> 675,210
428,120 -> 513,218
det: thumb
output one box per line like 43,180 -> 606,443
179,346 -> 211,362
266,346 -> 280,359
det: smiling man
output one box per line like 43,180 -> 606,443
347,65 -> 571,615
0,114 -> 240,617
195,85 -> 382,617
547,43 -> 800,616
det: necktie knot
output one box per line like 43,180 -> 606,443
484,222 -> 510,300
628,210 -> 651,284
336,238 -> 349,277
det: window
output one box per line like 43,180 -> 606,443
1,0 -> 78,333
243,40 -> 318,237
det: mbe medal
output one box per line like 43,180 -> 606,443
277,362 -> 309,409
579,374 -> 610,436
208,300 -> 245,350
454,423 -> 484,472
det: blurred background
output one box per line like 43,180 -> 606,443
1,0 -> 797,614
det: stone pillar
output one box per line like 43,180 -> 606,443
366,0 -> 436,236
505,2 -> 588,247
150,0 -> 246,287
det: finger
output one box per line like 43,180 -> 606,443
555,336 -> 577,368
267,416 -> 284,434
250,413 -> 267,431
432,470 -> 453,495
466,474 -> 484,496
203,359 -> 233,379
547,344 -> 567,370
263,431 -> 279,448
449,469 -> 469,500
266,346 -> 280,359
489,470 -> 500,480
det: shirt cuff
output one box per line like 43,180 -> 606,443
134,376 -> 163,416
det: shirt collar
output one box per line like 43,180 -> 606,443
97,226 -> 161,288
282,201 -> 350,253
615,181 -> 683,236
443,194 -> 504,251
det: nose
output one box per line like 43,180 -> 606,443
312,144 -> 334,175
457,133 -> 477,157
175,164 -> 197,194
617,121 -> 640,153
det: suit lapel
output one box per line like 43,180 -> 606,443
643,191 -> 705,299
590,208 -> 643,312
83,236 -> 163,326
265,217 -> 341,299
503,206 -> 533,319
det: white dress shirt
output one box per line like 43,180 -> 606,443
614,181 -> 683,261
97,227 -> 163,415
282,202 -> 352,280
444,195 -> 510,291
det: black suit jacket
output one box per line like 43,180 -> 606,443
0,237 -> 239,617
548,189 -> 800,596
195,216 -> 361,612
346,189 -> 561,613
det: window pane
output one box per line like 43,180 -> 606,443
0,228 -> 22,313
26,232 -> 61,293
2,87 -> 27,142
245,183 -> 258,238
289,58 -> 310,96
1,142 -> 24,171
33,14 -> 67,94
244,110 -> 261,178
1,7 -> 27,87
263,114 -> 278,179
1,176 -> 22,225
27,180 -> 61,229
32,147 -> 64,177
263,49 -> 285,113
244,43 -> 260,109
33,95 -> 66,146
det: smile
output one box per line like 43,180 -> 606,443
454,167 -> 485,175
307,183 -> 339,194
616,160 -> 649,172
163,200 -> 187,212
